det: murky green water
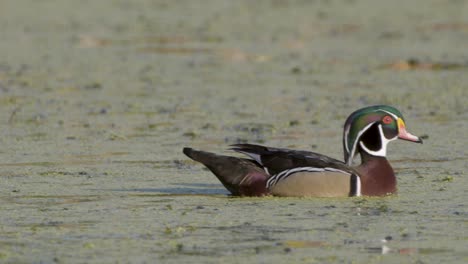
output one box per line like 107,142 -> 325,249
0,0 -> 467,263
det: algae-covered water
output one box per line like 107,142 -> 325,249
0,0 -> 467,263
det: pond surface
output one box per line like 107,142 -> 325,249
0,0 -> 467,263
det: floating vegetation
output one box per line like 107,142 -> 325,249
435,176 -> 454,182
288,120 -> 300,126
381,58 -> 468,71
281,240 -> 326,248
182,131 -> 197,139
231,123 -> 275,134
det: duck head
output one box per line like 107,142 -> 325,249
343,105 -> 422,165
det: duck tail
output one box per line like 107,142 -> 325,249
182,147 -> 269,196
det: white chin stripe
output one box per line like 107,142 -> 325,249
354,174 -> 361,197
359,124 -> 396,157
359,141 -> 386,157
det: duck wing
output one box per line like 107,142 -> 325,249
230,143 -> 355,176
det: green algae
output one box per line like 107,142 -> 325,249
0,0 -> 467,263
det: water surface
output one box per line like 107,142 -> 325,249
0,0 -> 467,263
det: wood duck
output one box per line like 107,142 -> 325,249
183,105 -> 422,197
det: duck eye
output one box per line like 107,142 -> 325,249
382,115 -> 393,124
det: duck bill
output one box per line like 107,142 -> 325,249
397,118 -> 423,143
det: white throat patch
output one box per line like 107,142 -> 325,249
358,124 -> 397,157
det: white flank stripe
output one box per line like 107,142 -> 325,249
355,175 -> 362,197
266,167 -> 351,189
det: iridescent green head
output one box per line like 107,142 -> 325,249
343,105 -> 422,165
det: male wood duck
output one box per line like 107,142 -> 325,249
183,105 -> 422,197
